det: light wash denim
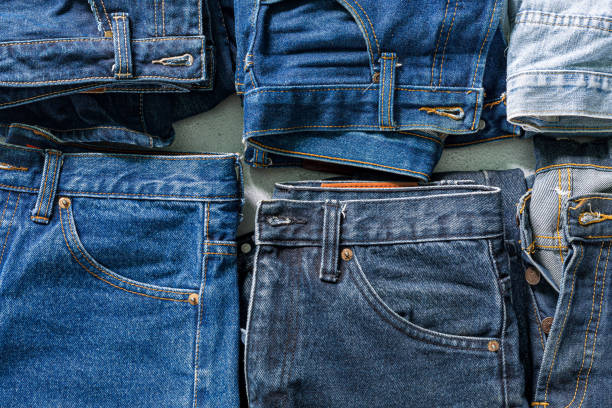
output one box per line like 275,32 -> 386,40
0,128 -> 243,407
506,1 -> 612,133
517,137 -> 612,407
0,0 -> 237,147
236,0 -> 518,178
245,178 -> 527,407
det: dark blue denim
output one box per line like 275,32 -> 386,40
0,0 -> 236,147
236,0 -> 520,178
518,137 -> 612,407
0,131 -> 243,407
245,178 -> 527,407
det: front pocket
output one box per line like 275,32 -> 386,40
345,239 -> 505,349
58,196 -> 200,303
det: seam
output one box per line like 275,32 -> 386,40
564,242 -> 605,408
351,0 -> 379,53
431,0 -> 450,86
445,134 -> 516,147
380,57 -> 386,126
514,20 -> 612,33
438,0 -> 458,86
154,0 -> 158,36
537,163 -> 612,173
0,184 -> 37,192
122,16 -> 129,76
337,0 -> 374,66
557,170 -> 564,263
0,163 -> 28,172
248,139 -> 429,178
544,243 -> 585,401
0,192 -> 12,230
202,252 -> 236,256
247,87 -> 473,95
578,242 -> 610,407
63,206 -> 190,295
113,16 -> 122,75
162,0 -> 165,36
387,55 -> 393,126
397,131 -> 443,145
0,84 -> 95,107
245,122 -> 469,134
0,194 -> 19,270
484,94 -> 506,109
471,96 -> 479,130
36,153 -> 52,219
516,11 -> 612,23
530,289 -> 546,351
98,0 -> 112,30
59,191 -> 238,199
43,156 -> 61,219
472,0 -> 498,87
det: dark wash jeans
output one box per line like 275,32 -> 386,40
245,178 -> 528,407
0,129 -> 243,407
0,0 -> 236,147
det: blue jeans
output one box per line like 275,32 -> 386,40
518,137 -> 612,407
245,177 -> 528,407
0,130 -> 243,407
236,0 -> 521,177
0,0 -> 236,147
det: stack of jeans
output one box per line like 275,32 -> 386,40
0,0 -> 611,407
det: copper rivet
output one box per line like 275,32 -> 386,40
341,248 -> 353,261
541,317 -> 553,335
488,340 -> 500,352
525,267 -> 541,286
58,197 -> 71,209
188,293 -> 199,306
372,72 -> 380,83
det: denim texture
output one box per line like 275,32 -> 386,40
517,137 -> 612,407
0,0 -> 236,147
236,0 -> 519,178
0,130 -> 243,407
245,178 -> 527,407
506,1 -> 612,134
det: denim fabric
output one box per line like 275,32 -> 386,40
245,179 -> 527,407
517,137 -> 612,407
506,1 -> 612,134
0,0 -> 236,147
236,0 -> 511,178
0,132 -> 243,407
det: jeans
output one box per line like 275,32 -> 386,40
0,0 -> 237,147
245,177 -> 527,407
0,129 -> 243,407
235,0 -> 518,178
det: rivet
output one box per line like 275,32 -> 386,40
188,293 -> 199,306
478,120 -> 486,130
240,243 -> 252,254
58,197 -> 71,209
487,340 -> 500,352
371,72 -> 380,83
541,317 -> 553,335
341,248 -> 353,261
525,267 -> 541,286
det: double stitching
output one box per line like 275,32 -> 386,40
471,0 -> 499,87
437,0 -> 458,86
0,193 -> 20,271
431,0 -> 451,86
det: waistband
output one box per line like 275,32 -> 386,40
256,181 -> 504,246
0,142 -> 242,203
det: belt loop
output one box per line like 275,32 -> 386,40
31,150 -> 63,225
379,52 -> 398,129
235,154 -> 245,222
111,12 -> 133,79
319,200 -> 342,283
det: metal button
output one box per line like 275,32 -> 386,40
240,243 -> 252,254
541,317 -> 553,335
478,120 -> 486,130
188,293 -> 199,306
525,267 -> 541,286
341,248 -> 353,261
58,197 -> 71,209
487,340 -> 500,352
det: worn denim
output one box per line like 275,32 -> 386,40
0,0 -> 236,147
506,1 -> 612,134
245,178 -> 527,407
517,137 -> 612,407
236,0 -> 518,178
0,129 -> 243,407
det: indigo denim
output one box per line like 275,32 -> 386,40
517,137 -> 612,407
245,179 -> 527,407
0,131 -> 243,407
0,0 -> 236,147
506,1 -> 612,134
236,0 -> 520,178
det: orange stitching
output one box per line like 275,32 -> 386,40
544,244 -> 584,401
380,57 -> 386,127
245,122 -> 468,134
431,0 -> 450,86
0,84 -> 95,107
445,134 -> 516,147
537,163 -> 612,173
531,403 -> 550,407
202,252 -> 237,256
203,242 -> 236,247
438,0 -> 458,86
0,194 -> 19,269
535,244 -> 568,249
162,0 -> 166,36
247,87 -> 472,94
62,206 -> 189,295
338,0 -> 374,65
471,96 -> 479,130
122,16 -> 130,76
557,170 -> 564,263
519,193 -> 532,215
397,131 -> 442,145
248,139 -> 429,178
351,0 -> 379,53
30,216 -> 49,221
531,294 -> 546,350
578,242 -> 610,407
59,191 -> 238,199
0,163 -> 28,172
564,242 -> 605,408
98,0 -> 112,30
578,212 -> 612,226
112,16 -> 122,75
535,235 -> 562,240
387,55 -> 393,126
472,0 -> 498,87
65,152 -> 233,160
0,184 -> 37,192
419,106 -> 464,120
154,0 -> 158,36
483,94 -> 506,109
